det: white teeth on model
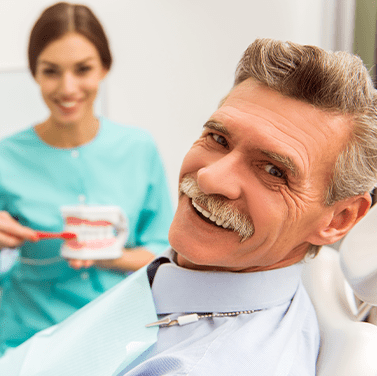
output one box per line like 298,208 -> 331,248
64,224 -> 115,241
192,200 -> 230,230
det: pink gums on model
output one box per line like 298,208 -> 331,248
65,216 -> 117,250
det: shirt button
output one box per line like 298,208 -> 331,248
71,150 -> 79,158
81,271 -> 89,280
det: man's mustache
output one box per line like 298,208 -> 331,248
179,175 -> 254,242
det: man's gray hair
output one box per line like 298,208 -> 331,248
234,38 -> 377,206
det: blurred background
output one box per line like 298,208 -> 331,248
0,0 -> 375,206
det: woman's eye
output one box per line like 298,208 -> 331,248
76,66 -> 92,74
264,163 -> 285,178
211,133 -> 228,148
43,69 -> 58,76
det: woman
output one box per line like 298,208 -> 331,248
0,2 -> 173,354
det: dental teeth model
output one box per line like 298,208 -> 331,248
60,205 -> 128,260
64,218 -> 115,242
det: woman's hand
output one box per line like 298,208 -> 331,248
0,211 -> 39,249
67,247 -> 156,272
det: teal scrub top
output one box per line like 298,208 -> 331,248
0,117 -> 173,355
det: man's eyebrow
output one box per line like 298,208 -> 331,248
261,150 -> 298,177
203,121 -> 230,136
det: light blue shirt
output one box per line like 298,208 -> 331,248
0,249 -> 319,375
117,249 -> 320,376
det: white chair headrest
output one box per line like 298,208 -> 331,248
339,203 -> 377,305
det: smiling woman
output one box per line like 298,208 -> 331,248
27,2 -> 111,146
0,2 -> 173,355
33,32 -> 107,146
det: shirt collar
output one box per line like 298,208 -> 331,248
151,248 -> 303,314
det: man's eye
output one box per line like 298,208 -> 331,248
264,163 -> 284,178
211,133 -> 228,148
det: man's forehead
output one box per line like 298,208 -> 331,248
222,79 -> 354,138
207,100 -> 308,147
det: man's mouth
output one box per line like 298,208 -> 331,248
191,199 -> 232,230
180,176 -> 255,242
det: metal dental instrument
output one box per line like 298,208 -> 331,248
146,310 -> 261,328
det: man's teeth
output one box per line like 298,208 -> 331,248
192,200 -> 229,229
202,210 -> 210,218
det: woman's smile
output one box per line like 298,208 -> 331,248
35,32 -> 107,131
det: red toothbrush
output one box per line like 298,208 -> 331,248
36,231 -> 77,240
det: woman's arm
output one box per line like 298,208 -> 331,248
67,247 -> 156,272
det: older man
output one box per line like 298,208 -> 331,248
1,39 -> 377,375
119,39 -> 376,376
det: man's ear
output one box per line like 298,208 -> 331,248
309,192 -> 372,246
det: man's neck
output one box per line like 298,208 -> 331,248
174,246 -> 309,273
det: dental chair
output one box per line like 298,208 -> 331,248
302,203 -> 377,376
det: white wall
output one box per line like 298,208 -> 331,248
0,0 -> 354,206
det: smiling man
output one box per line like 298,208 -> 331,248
1,39 -> 377,376
171,81 -> 356,272
115,39 -> 377,375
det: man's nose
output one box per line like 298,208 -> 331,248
196,154 -> 242,200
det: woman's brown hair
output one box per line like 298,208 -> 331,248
28,2 -> 112,76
